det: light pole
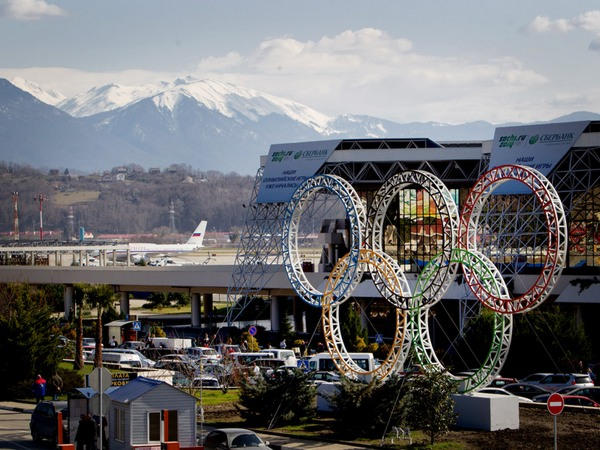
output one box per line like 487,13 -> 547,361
34,193 -> 46,240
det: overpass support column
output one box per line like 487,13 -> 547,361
126,248 -> 131,267
202,293 -> 213,322
191,293 -> 201,327
64,285 -> 73,320
119,292 -> 130,318
271,296 -> 281,332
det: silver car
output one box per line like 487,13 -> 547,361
203,428 -> 271,449
532,373 -> 594,392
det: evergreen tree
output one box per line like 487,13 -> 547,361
0,284 -> 63,399
330,375 -> 408,438
237,370 -> 315,427
340,302 -> 368,352
404,370 -> 458,445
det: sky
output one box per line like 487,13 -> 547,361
0,0 -> 599,124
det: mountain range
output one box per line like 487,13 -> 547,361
1,76 -> 599,174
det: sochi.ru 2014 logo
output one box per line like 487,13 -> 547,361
529,135 -> 539,145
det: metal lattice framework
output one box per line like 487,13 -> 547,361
459,164 -> 568,313
321,249 -> 410,380
368,170 -> 460,309
282,174 -> 366,307
410,248 -> 513,393
225,167 -> 287,325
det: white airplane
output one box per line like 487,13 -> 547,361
128,221 -> 207,262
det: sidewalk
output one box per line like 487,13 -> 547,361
0,400 -> 36,414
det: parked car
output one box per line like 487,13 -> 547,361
502,383 -> 551,399
119,340 -> 145,350
155,354 -> 197,372
100,348 -> 155,368
30,401 -> 67,443
203,428 -> 271,450
532,373 -> 594,392
310,371 -> 341,383
519,372 -> 552,384
192,375 -> 221,389
478,387 -> 533,403
186,346 -> 222,364
533,386 -> 600,404
562,395 -> 600,408
487,377 -> 518,388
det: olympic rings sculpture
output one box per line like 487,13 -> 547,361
281,164 -> 567,390
281,174 -> 366,307
409,248 -> 513,392
367,170 -> 460,310
321,249 -> 411,380
458,164 -> 568,313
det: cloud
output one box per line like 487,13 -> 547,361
526,10 -> 600,50
4,27 -> 593,124
0,0 -> 65,21
190,28 -> 548,123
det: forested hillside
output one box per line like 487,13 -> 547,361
0,162 -> 254,239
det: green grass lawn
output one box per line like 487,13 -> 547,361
193,389 -> 239,406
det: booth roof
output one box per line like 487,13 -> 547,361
107,376 -> 163,403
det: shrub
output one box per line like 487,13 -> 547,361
237,369 -> 315,427
330,375 -> 408,438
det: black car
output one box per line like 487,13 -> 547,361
502,383 -> 551,399
30,401 -> 67,443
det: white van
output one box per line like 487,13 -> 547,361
101,351 -> 143,368
259,349 -> 297,367
101,348 -> 155,368
308,352 -> 377,380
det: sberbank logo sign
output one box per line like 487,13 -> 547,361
529,135 -> 539,145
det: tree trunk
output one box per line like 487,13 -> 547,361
74,302 -> 83,370
94,305 -> 103,367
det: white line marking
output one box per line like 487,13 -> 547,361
549,401 -> 562,407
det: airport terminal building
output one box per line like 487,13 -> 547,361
228,120 -> 600,338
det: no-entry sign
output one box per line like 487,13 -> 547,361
547,392 -> 564,415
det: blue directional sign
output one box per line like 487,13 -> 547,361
375,333 -> 383,344
248,325 -> 257,336
132,321 -> 141,331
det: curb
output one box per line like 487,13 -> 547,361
251,428 -> 376,449
0,405 -> 34,413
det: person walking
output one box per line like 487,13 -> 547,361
32,374 -> 46,403
51,372 -> 63,401
75,414 -> 97,450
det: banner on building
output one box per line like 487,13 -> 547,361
489,121 -> 589,194
256,140 -> 340,203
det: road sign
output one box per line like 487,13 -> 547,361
88,367 -> 112,393
248,325 -> 257,336
375,333 -> 383,344
547,392 -> 564,415
132,321 -> 141,331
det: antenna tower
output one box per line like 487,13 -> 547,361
34,193 -> 47,240
12,192 -> 19,240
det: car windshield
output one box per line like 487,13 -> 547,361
230,434 -> 262,447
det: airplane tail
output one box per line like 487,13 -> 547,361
186,221 -> 207,247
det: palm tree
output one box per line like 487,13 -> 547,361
73,284 -> 87,370
87,285 -> 117,368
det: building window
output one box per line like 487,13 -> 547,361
114,408 -> 125,442
148,411 -> 161,442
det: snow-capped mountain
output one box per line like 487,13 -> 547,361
10,77 -> 65,106
62,78 -> 333,135
2,76 -> 600,173
58,82 -> 167,118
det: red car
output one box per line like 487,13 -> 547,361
562,395 -> 600,408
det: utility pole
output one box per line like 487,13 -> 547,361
34,193 -> 46,240
12,192 -> 19,240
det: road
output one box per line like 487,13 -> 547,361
0,405 -> 362,450
0,409 -> 52,449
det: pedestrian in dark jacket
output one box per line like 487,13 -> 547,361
51,373 -> 63,401
75,414 -> 97,450
32,374 -> 46,403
